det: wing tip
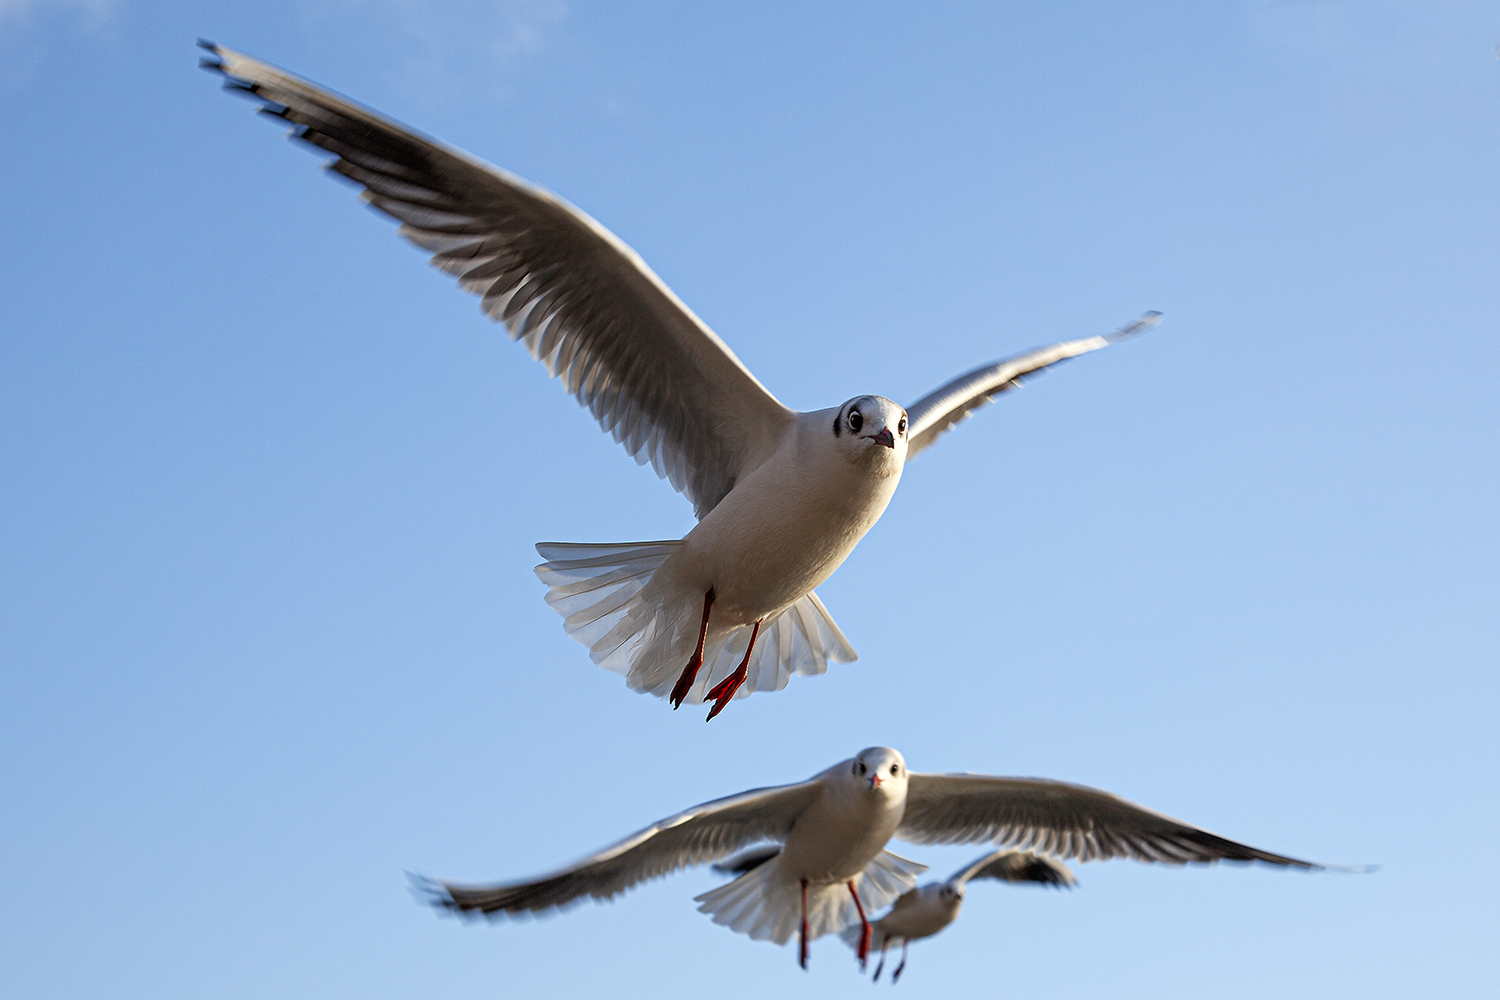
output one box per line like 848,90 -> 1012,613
1105,310 -> 1163,343
406,870 -> 462,913
197,39 -> 224,74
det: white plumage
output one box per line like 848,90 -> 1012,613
204,43 -> 1160,716
410,747 -> 1326,970
836,849 -> 1077,982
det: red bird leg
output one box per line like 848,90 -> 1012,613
873,939 -> 889,982
891,940 -> 909,984
705,618 -> 762,721
798,879 -> 810,970
669,589 -> 715,709
847,879 -> 871,969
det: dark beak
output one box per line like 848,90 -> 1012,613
871,428 -> 895,449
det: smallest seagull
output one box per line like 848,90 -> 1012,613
845,850 -> 1076,983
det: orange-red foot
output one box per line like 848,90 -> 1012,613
847,879 -> 871,969
669,589 -> 715,709
705,667 -> 746,721
705,619 -> 761,721
669,655 -> 702,710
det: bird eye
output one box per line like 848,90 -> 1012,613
890,764 -> 899,775
898,416 -> 907,436
856,761 -> 866,774
847,410 -> 863,433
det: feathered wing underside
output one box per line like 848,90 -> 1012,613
695,851 -> 927,945
898,774 -> 1320,868
415,780 -> 823,918
904,312 -> 1160,461
202,43 -> 794,518
950,849 -> 1077,888
535,542 -> 857,704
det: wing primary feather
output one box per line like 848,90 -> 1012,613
203,41 -> 794,519
904,312 -> 1161,461
900,773 -> 1326,871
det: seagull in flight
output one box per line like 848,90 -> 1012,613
203,43 -> 1161,718
717,844 -> 1076,981
847,849 -> 1075,982
409,747 -> 1329,971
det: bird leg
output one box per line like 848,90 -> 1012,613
846,879 -> 872,969
891,940 -> 909,984
705,618 -> 762,721
872,939 -> 889,982
669,588 -> 715,709
799,879 -> 810,970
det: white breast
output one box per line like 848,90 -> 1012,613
776,776 -> 907,887
675,410 -> 904,624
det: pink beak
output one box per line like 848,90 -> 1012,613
869,774 -> 883,789
871,428 -> 895,449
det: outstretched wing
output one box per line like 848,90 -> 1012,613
900,773 -> 1318,868
202,43 -> 794,518
948,849 -> 1077,888
413,780 -> 821,917
903,312 -> 1160,461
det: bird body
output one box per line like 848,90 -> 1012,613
869,882 -> 964,944
674,401 -> 906,627
772,749 -> 908,885
203,43 -> 1160,714
694,750 -> 918,956
552,398 -> 908,705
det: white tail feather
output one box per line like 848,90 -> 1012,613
535,542 -> 858,704
694,851 -> 926,946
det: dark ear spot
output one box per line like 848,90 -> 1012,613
832,408 -> 842,437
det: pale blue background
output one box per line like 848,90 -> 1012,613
2,2 -> 1497,997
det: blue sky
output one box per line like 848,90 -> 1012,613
2,2 -> 1497,997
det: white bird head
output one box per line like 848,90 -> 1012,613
849,746 -> 908,798
831,395 -> 908,467
938,882 -> 964,904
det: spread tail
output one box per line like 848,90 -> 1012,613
693,850 -> 926,946
536,541 -> 858,705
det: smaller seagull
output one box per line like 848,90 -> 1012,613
411,747 -> 1337,971
844,850 -> 1076,983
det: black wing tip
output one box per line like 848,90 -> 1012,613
197,39 -> 224,72
406,870 -> 458,911
1104,310 -> 1164,343
405,871 -> 573,924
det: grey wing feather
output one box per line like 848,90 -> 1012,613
710,844 -> 783,876
949,849 -> 1077,888
900,773 -> 1319,869
201,43 -> 794,518
413,780 -> 821,918
904,312 -> 1160,461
